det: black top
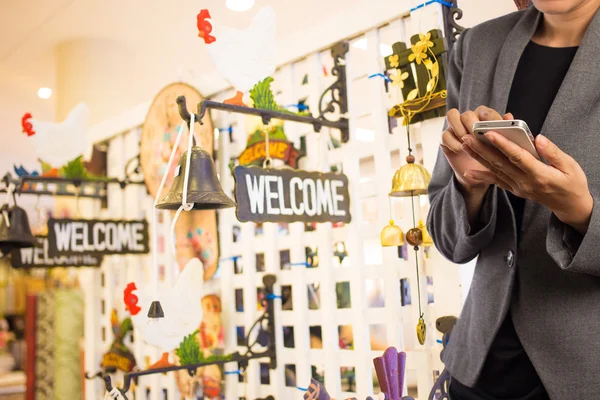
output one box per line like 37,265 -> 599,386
506,41 -> 578,238
450,41 -> 578,400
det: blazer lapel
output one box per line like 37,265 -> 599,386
490,8 -> 542,113
539,8 -> 600,151
521,9 -> 600,236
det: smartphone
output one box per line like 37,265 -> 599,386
472,120 -> 545,162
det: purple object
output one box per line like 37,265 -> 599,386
304,378 -> 332,400
373,347 -> 407,400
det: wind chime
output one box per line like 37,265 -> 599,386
380,30 -> 444,346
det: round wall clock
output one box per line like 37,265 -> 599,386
141,83 -> 220,280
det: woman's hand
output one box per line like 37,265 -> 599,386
441,107 -> 514,192
440,106 -> 514,226
462,131 -> 593,234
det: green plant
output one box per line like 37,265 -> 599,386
176,331 -> 236,366
40,160 -> 54,175
61,156 -> 88,179
250,77 -> 279,111
249,77 -> 304,116
176,330 -> 202,365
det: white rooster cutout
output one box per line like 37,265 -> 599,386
127,258 -> 204,369
21,103 -> 89,168
198,6 -> 276,106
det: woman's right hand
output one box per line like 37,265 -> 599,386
440,106 -> 513,192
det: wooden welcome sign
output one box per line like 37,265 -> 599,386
11,236 -> 103,268
47,218 -> 149,256
233,166 -> 351,224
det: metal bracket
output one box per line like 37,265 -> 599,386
426,316 -> 457,400
176,42 -> 350,143
318,41 -> 350,142
442,0 -> 466,52
0,174 -> 144,201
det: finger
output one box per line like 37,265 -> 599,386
441,129 -> 463,153
460,110 -> 480,135
461,142 -> 519,190
503,113 -> 514,120
476,106 -> 504,122
535,135 -> 574,172
446,109 -> 469,141
462,135 -> 524,183
484,131 -> 542,175
464,169 -> 515,193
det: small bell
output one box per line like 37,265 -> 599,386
406,227 -> 423,247
418,220 -> 433,247
156,146 -> 236,210
0,205 -> 37,256
389,155 -> 431,197
380,220 -> 404,247
147,301 -> 165,318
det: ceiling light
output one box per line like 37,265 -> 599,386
226,0 -> 255,12
37,88 -> 52,99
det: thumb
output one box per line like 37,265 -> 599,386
536,135 -> 572,171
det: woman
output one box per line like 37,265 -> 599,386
427,0 -> 600,398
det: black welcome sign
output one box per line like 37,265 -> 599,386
233,166 -> 352,224
47,218 -> 149,257
11,236 -> 104,268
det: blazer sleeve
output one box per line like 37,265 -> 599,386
546,188 -> 600,276
426,29 -> 500,264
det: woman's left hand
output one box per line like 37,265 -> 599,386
461,131 -> 593,234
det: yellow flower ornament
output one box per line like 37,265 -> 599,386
390,70 -> 409,88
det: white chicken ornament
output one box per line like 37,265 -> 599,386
21,103 -> 89,169
123,258 -> 204,369
197,6 -> 276,106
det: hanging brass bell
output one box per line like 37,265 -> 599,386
0,205 -> 37,256
156,146 -> 236,210
406,227 -> 423,247
380,220 -> 404,247
418,220 -> 433,247
389,155 -> 431,197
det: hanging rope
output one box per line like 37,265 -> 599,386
151,120 -> 186,293
263,123 -> 272,169
170,113 -> 196,254
411,193 -> 423,319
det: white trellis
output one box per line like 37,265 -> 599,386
84,3 -> 464,400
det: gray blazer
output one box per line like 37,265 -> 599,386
427,6 -> 600,399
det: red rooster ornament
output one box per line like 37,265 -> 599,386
21,113 -> 35,136
197,10 -> 216,44
124,282 -> 141,315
